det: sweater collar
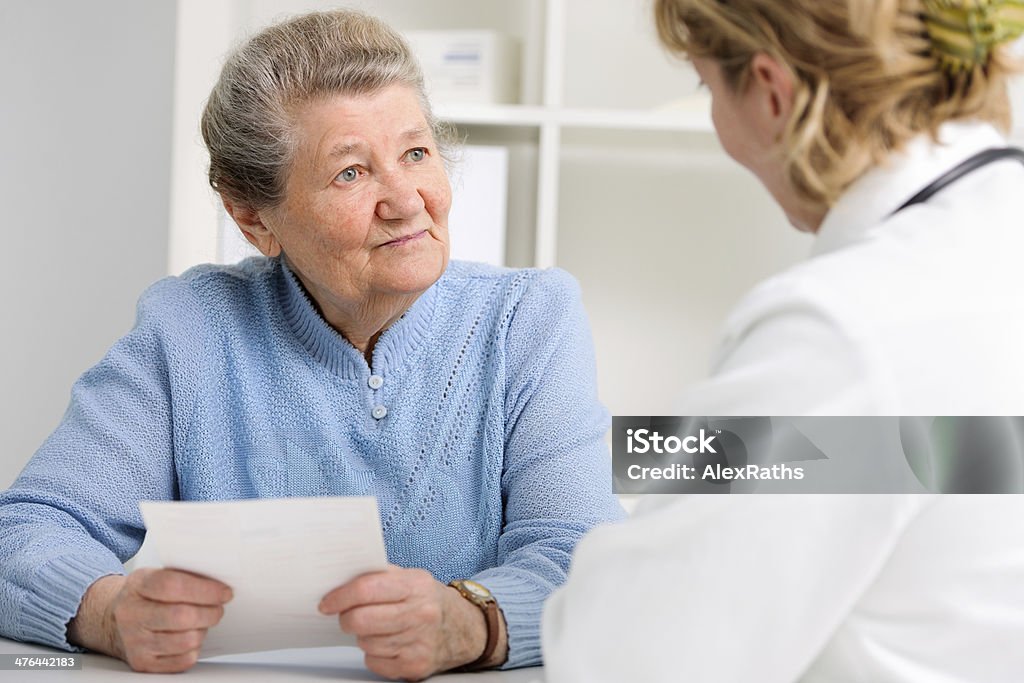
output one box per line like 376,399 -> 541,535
276,258 -> 439,379
812,121 -> 1008,257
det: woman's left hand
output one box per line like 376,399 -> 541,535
319,566 -> 500,681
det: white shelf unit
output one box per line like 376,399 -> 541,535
435,103 -> 713,133
170,0 -> 811,415
437,100 -> 714,268
430,0 -> 714,269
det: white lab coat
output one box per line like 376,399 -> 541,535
683,120 -> 1024,416
543,122 -> 1024,682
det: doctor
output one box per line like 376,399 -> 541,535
544,1 -> 1024,681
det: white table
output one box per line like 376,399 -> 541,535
0,637 -> 544,682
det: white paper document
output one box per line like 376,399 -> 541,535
138,496 -> 389,658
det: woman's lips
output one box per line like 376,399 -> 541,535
382,230 -> 428,247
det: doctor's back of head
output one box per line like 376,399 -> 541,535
655,0 -> 1020,217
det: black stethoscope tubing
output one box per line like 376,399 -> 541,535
892,146 -> 1024,214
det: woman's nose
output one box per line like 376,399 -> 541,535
376,171 -> 425,220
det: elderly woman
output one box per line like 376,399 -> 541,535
544,1 -> 1024,681
0,10 -> 623,679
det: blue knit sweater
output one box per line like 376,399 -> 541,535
0,257 -> 624,668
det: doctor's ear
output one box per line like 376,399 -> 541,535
221,196 -> 282,258
748,52 -> 796,136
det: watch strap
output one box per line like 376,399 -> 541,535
449,580 -> 499,670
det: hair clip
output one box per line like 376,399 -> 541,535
922,0 -> 1024,73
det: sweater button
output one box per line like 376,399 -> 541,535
371,405 -> 388,420
368,374 -> 384,389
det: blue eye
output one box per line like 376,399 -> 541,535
406,148 -> 426,162
337,167 -> 358,183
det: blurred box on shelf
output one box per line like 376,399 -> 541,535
403,30 -> 519,106
448,145 -> 508,267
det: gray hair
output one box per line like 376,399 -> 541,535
201,9 -> 453,210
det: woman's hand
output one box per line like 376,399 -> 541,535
319,566 -> 507,681
67,568 -> 232,672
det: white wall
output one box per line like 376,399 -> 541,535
0,1 -> 177,487
556,133 -> 809,416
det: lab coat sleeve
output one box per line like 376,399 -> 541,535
542,494 -> 929,683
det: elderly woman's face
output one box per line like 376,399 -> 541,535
261,84 -> 451,309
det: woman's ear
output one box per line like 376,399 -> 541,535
221,197 -> 282,257
748,52 -> 796,141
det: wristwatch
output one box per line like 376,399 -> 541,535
448,579 -> 500,670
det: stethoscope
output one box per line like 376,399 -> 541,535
893,146 -> 1024,213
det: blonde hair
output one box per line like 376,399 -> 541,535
654,0 -> 1018,207
202,9 -> 453,211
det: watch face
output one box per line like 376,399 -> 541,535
461,580 -> 491,599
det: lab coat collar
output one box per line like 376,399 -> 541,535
812,121 -> 1008,257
